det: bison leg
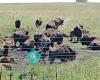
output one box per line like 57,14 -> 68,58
77,37 -> 81,42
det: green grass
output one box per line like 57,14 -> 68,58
0,3 -> 100,80
1,56 -> 100,80
0,3 -> 100,36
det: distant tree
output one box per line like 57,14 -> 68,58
76,0 -> 87,2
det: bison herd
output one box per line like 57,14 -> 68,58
0,17 -> 100,65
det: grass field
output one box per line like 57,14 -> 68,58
0,3 -> 100,80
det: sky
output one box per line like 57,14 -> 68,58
0,0 -> 100,3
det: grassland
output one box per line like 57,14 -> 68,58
0,3 -> 100,80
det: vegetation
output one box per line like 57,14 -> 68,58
0,3 -> 100,80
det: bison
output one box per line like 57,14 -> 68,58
20,38 -> 35,52
46,20 -> 57,29
44,29 -> 68,47
80,35 -> 96,46
11,28 -> 29,48
80,35 -> 100,50
69,24 -> 89,42
48,44 -> 76,63
33,33 -> 52,60
34,33 -> 51,53
15,19 -> 21,29
0,56 -> 14,63
87,38 -> 100,50
35,18 -> 42,28
0,63 -> 12,70
46,18 -> 64,29
0,38 -> 14,56
53,18 -> 64,27
73,26 -> 82,42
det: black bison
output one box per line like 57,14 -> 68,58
15,19 -> 21,29
73,26 -> 82,42
46,18 -> 64,29
35,18 -> 42,28
11,28 -> 29,48
44,29 -> 68,47
48,44 -> 76,63
69,25 -> 89,42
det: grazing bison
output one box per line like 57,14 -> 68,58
35,18 -> 42,28
15,19 -> 21,29
11,28 -> 29,48
48,44 -> 76,63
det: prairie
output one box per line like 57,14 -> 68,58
0,3 -> 100,80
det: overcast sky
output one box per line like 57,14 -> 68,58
0,0 -> 100,3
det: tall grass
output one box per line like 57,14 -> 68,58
0,56 -> 100,80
